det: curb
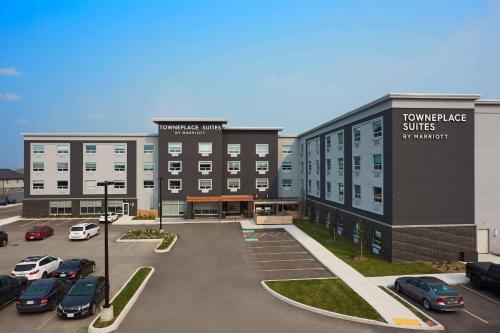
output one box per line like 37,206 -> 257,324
260,280 -> 443,331
154,234 -> 178,253
88,266 -> 155,333
0,216 -> 21,227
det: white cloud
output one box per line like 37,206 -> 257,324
0,92 -> 21,101
0,67 -> 21,77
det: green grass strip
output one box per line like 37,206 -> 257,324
156,233 -> 176,250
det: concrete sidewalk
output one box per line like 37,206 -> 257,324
240,220 -> 426,328
478,253 -> 500,264
368,273 -> 469,287
113,215 -> 245,225
0,216 -> 20,227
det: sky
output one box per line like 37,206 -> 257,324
1,0 -> 500,168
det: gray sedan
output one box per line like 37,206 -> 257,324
395,276 -> 464,311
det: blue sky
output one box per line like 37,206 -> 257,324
1,0 -> 499,168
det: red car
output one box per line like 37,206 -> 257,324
25,226 -> 54,241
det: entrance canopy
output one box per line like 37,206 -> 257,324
186,195 -> 253,203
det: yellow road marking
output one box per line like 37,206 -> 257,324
255,259 -> 315,263
250,251 -> 307,255
459,284 -> 500,306
392,317 -> 421,326
462,309 -> 489,324
259,267 -> 326,272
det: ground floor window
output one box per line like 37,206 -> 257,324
373,230 -> 382,249
50,201 -> 72,215
162,200 -> 187,216
226,202 -> 241,214
337,217 -> 343,235
108,200 -> 123,214
325,212 -> 331,228
193,202 -> 218,215
353,222 -> 360,243
315,208 -> 320,223
80,200 -> 102,215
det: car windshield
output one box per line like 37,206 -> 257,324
14,264 -> 36,271
28,227 -> 42,232
23,284 -> 51,297
58,261 -> 79,270
67,282 -> 96,296
431,284 -> 455,293
71,227 -> 84,231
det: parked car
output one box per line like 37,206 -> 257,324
395,276 -> 464,311
0,198 -> 7,206
68,223 -> 100,240
16,278 -> 71,313
0,275 -> 28,307
466,262 -> 500,290
6,198 -> 16,204
58,276 -> 105,319
25,226 -> 54,241
99,212 -> 119,223
50,259 -> 96,280
0,231 -> 8,247
11,256 -> 63,281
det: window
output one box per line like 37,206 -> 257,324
50,201 -> 72,215
308,179 -> 312,193
315,140 -> 320,153
315,160 -> 320,174
198,179 -> 212,190
144,144 -> 155,154
168,179 -> 182,190
338,158 -> 344,172
80,200 -> 102,215
354,184 -> 361,199
227,144 -> 241,155
33,162 -> 44,172
228,178 -> 240,189
373,230 -> 382,248
85,144 -> 96,154
114,181 -> 126,189
282,179 -> 292,188
228,161 -> 241,172
353,222 -> 360,240
168,142 -> 182,154
57,180 -> 69,189
114,163 -> 126,172
168,161 -> 182,172
32,144 -> 44,154
198,161 -> 212,172
57,144 -> 69,154
144,180 -> 154,189
326,181 -> 331,195
256,161 -> 269,172
32,180 -> 44,190
374,187 -> 382,203
326,159 -> 331,173
114,144 -> 126,154
301,144 -> 304,155
353,128 -> 361,142
338,183 -> 344,196
85,162 -> 96,172
57,162 -> 68,172
326,136 -> 331,150
256,178 -> 269,189
338,132 -> 344,145
373,120 -> 382,137
85,180 -> 97,189
282,145 -> 293,154
199,142 -> 213,155
281,161 -> 292,171
108,200 -> 123,214
143,162 -> 155,172
162,200 -> 187,216
316,180 -> 320,195
373,154 -> 383,170
307,161 -> 312,174
354,156 -> 361,170
256,144 -> 269,155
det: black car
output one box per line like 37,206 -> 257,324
0,275 -> 28,307
50,259 -> 96,280
0,231 -> 7,247
58,277 -> 105,319
0,198 -> 7,206
16,278 -> 71,313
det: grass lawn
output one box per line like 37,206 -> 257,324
156,233 -> 176,250
295,220 -> 440,277
94,267 -> 152,328
266,279 -> 385,322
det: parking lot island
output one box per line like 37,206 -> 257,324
116,229 -> 177,253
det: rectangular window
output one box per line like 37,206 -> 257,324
33,162 -> 44,172
198,179 -> 212,190
85,162 -> 96,172
168,179 -> 182,190
256,161 -> 269,172
282,144 -> 293,154
228,161 -> 241,172
281,179 -> 292,188
353,128 -> 361,142
301,144 -> 304,155
143,144 -> 155,154
374,187 -> 382,203
143,180 -> 154,189
373,230 -> 382,248
354,156 -> 361,170
114,144 -> 126,154
326,181 -> 331,194
168,142 -> 182,154
227,144 -> 241,155
198,161 -> 212,172
308,179 -> 312,192
307,161 -> 311,174
354,184 -> 361,199
338,158 -> 344,172
80,200 -> 102,215
108,200 -> 123,214
316,180 -> 320,195
57,180 -> 69,189
256,144 -> 269,155
198,142 -> 213,155
85,180 -> 97,189
326,136 -> 331,150
32,180 -> 44,190
256,178 -> 269,189
114,163 -> 126,172
326,159 -> 331,172
281,161 -> 292,171
338,183 -> 344,196
85,144 -> 96,154
373,154 -> 383,170
168,161 -> 182,172
143,162 -> 155,172
373,120 -> 383,137
57,162 -> 68,172
315,160 -> 320,174
32,144 -> 45,154
57,144 -> 69,154
50,201 -> 72,215
114,181 -> 126,189
315,140 -> 320,153
228,178 -> 240,189
338,132 -> 344,145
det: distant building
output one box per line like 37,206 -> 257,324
0,168 -> 24,197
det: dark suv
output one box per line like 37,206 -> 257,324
0,231 -> 8,247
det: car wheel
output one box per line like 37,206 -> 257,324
471,275 -> 483,289
90,302 -> 97,315
86,234 -> 90,240
423,299 -> 431,310
91,264 -> 95,273
1,239 -> 6,247
97,229 -> 100,235
395,282 -> 401,293
42,272 -> 48,278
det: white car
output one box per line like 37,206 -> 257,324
99,212 -> 119,223
11,255 -> 63,281
69,223 -> 100,240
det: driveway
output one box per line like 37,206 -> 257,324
0,204 -> 22,219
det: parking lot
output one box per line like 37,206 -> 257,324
0,218 -> 156,333
0,204 -> 22,219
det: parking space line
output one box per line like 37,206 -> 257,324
247,245 -> 301,249
256,240 -> 295,243
18,220 -> 37,226
36,311 -> 57,330
250,251 -> 307,255
55,219 -> 72,226
259,268 -> 326,272
459,284 -> 500,306
255,259 -> 315,263
462,309 -> 489,324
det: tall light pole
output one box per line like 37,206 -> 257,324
97,181 -> 114,321
157,176 -> 163,230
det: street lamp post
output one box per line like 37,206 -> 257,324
97,181 -> 114,321
158,177 -> 163,230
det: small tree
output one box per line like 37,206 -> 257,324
330,209 -> 339,240
356,217 -> 366,260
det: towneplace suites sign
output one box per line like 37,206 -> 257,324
159,123 -> 223,135
401,113 -> 467,141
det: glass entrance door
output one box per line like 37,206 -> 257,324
123,203 -> 129,216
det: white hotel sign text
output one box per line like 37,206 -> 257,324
159,124 -> 223,135
401,113 -> 467,141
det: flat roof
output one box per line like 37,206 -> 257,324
223,126 -> 283,131
23,133 -> 156,137
152,118 -> 228,123
476,99 -> 500,105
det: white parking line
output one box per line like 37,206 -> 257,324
256,240 -> 295,243
248,245 -> 301,249
55,219 -> 72,226
18,220 -> 38,227
36,311 -> 57,330
250,251 -> 307,255
259,267 -> 326,272
255,259 -> 315,263
459,284 -> 500,306
462,309 -> 489,324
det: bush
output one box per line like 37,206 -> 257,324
121,229 -> 168,240
156,233 -> 176,250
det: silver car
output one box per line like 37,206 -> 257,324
395,276 -> 464,311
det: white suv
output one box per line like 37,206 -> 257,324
69,223 -> 100,240
11,255 -> 63,281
